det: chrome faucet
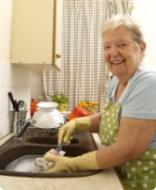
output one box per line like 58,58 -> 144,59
13,119 -> 31,138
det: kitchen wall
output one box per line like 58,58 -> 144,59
30,71 -> 44,101
132,0 -> 156,67
0,0 -> 31,139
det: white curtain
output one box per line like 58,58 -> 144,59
42,0 -> 134,111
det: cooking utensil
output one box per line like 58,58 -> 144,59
31,102 -> 65,129
8,92 -> 17,111
14,100 -> 18,111
8,92 -> 26,112
55,142 -> 65,152
17,100 -> 26,111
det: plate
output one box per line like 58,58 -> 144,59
37,102 -> 58,110
5,155 -> 43,173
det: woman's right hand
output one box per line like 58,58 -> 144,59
58,116 -> 91,145
58,120 -> 77,145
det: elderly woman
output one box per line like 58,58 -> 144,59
44,15 -> 156,190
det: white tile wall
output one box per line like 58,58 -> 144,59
0,0 -> 32,139
0,112 -> 10,139
30,71 -> 43,101
0,63 -> 31,139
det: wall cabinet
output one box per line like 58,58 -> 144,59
10,0 -> 62,71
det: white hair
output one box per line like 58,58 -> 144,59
102,14 -> 145,45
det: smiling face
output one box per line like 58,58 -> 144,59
103,27 -> 146,84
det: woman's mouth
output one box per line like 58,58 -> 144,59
111,60 -> 125,65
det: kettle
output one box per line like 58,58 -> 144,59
31,102 -> 65,129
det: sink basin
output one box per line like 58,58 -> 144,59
0,125 -> 101,177
25,137 -> 79,145
0,145 -> 95,177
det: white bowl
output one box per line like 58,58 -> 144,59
37,102 -> 58,110
31,108 -> 65,129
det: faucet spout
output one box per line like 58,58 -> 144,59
13,120 -> 31,138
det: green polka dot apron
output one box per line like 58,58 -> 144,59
99,83 -> 156,190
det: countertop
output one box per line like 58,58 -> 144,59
0,133 -> 124,190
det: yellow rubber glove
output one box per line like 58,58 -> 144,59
44,151 -> 100,173
58,116 -> 91,145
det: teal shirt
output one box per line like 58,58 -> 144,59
107,60 -> 156,149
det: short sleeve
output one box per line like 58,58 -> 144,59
121,72 -> 156,119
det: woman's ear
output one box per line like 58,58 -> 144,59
140,42 -> 146,57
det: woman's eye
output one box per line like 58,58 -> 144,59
104,46 -> 110,50
119,44 -> 126,48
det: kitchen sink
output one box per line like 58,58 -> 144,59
0,125 -> 101,177
25,137 -> 79,145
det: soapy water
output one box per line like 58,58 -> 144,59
5,155 -> 43,173
5,150 -> 66,173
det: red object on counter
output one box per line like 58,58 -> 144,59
67,106 -> 91,120
30,99 -> 38,116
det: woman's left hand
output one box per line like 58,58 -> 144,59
44,151 -> 100,173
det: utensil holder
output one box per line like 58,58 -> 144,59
11,110 -> 27,133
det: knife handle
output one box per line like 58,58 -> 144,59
8,92 -> 16,111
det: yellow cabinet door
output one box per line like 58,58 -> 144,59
53,0 -> 62,70
10,0 -> 62,71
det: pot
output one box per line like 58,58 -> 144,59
31,102 -> 65,129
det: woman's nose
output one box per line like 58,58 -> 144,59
110,46 -> 119,57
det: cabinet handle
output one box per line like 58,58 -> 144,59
56,54 -> 61,58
